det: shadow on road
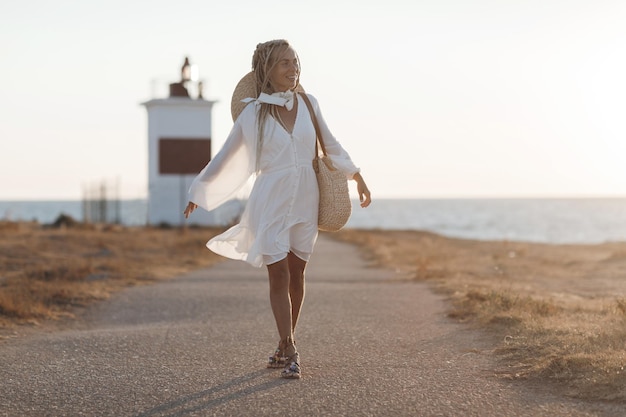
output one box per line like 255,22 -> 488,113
135,369 -> 288,416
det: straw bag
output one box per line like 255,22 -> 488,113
299,93 -> 352,232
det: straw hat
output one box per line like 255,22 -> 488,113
230,71 -> 305,122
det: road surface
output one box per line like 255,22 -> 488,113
0,235 -> 621,416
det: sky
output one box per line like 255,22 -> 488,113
1,0 -> 626,200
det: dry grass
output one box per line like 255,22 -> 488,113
0,221 -> 223,329
332,229 -> 626,403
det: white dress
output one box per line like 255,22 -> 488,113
188,93 -> 359,267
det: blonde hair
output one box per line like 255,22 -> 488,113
251,39 -> 300,170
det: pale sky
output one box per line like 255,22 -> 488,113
1,0 -> 625,200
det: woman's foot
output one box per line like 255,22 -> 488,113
280,337 -> 301,379
267,340 -> 287,369
282,358 -> 301,379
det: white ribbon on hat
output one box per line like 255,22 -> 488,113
241,91 -> 295,111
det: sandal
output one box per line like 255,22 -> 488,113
280,337 -> 301,379
267,340 -> 288,369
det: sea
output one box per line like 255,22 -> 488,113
1,198 -> 626,244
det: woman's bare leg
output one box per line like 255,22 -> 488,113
287,252 -> 307,333
267,258 -> 293,342
267,252 -> 308,338
267,253 -> 306,378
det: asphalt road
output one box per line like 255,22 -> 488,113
0,235 -> 622,416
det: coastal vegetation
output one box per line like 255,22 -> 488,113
0,220 -> 222,328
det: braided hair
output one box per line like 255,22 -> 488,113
251,39 -> 301,170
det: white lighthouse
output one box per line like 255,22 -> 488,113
141,57 -> 241,226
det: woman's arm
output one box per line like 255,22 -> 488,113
183,202 -> 198,218
307,94 -> 372,207
307,94 -> 360,178
352,172 -> 371,207
185,111 -> 256,216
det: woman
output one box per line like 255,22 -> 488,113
184,39 -> 371,379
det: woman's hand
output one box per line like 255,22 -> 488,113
183,202 -> 198,219
353,173 -> 371,208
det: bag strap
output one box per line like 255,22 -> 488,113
299,92 -> 327,157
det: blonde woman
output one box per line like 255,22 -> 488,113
184,40 -> 371,379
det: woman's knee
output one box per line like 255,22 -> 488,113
267,260 -> 290,292
289,270 -> 305,292
288,256 -> 306,286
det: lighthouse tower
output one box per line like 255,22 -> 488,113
141,57 -> 239,226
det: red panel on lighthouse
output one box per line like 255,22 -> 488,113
159,138 -> 211,174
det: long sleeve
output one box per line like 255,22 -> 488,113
188,116 -> 256,212
307,94 -> 360,179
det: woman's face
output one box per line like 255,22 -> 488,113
269,46 -> 299,92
